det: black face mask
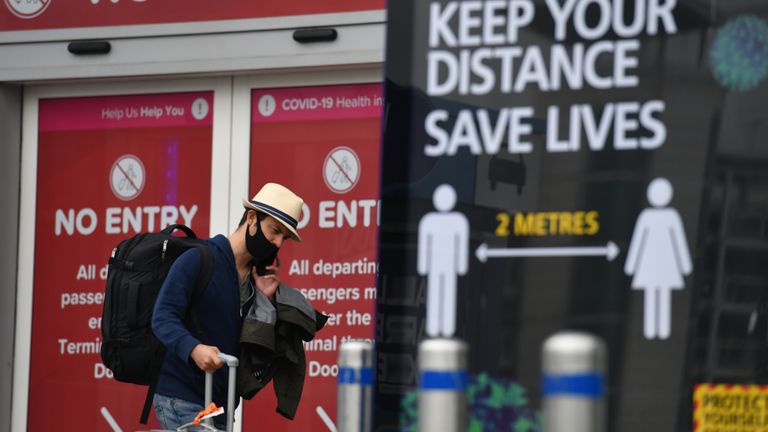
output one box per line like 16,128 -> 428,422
245,219 -> 279,276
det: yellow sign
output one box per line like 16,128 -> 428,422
494,210 -> 600,237
694,384 -> 768,431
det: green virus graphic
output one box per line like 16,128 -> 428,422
399,372 -> 541,432
709,15 -> 768,92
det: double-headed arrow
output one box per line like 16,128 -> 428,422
476,241 -> 620,263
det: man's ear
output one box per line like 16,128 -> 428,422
246,209 -> 258,226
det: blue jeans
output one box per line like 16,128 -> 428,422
153,393 -> 227,430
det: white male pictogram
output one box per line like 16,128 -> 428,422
418,184 -> 469,337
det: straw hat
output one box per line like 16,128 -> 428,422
242,183 -> 304,242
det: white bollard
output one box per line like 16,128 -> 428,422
418,338 -> 468,432
542,331 -> 607,432
337,339 -> 374,432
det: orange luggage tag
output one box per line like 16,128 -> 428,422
192,403 -> 224,425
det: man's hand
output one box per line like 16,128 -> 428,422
190,344 -> 223,373
253,264 -> 280,300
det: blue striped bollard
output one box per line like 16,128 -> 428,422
418,338 -> 468,432
542,332 -> 607,432
337,339 -> 374,432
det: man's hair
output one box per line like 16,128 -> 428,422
238,209 -> 265,227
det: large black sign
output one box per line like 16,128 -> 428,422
376,1 -> 768,431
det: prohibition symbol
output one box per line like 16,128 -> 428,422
110,155 -> 146,201
5,0 -> 51,19
323,146 -> 360,194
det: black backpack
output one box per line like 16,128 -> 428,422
100,224 -> 213,424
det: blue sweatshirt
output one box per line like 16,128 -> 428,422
152,234 -> 242,409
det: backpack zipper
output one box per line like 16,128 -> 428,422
161,240 -> 168,262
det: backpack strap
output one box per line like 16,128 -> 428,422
140,352 -> 163,424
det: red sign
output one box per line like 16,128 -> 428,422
0,0 -> 383,31
245,83 -> 382,431
29,92 -> 213,430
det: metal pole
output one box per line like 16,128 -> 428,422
218,353 -> 239,432
337,339 -> 374,432
418,338 -> 468,432
202,353 -> 239,431
542,331 -> 607,432
204,370 -> 213,428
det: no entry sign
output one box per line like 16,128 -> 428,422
29,91 -> 213,430
244,83 -> 382,431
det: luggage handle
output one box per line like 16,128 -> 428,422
162,224 -> 197,238
202,353 -> 239,432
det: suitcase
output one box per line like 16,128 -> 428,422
142,352 -> 239,432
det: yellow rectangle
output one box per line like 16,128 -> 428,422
694,383 -> 768,431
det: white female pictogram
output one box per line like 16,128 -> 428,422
624,177 -> 692,340
418,184 -> 469,337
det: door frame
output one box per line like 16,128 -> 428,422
13,77 -> 233,432
13,66 -> 384,431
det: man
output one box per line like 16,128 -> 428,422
151,183 -> 304,430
